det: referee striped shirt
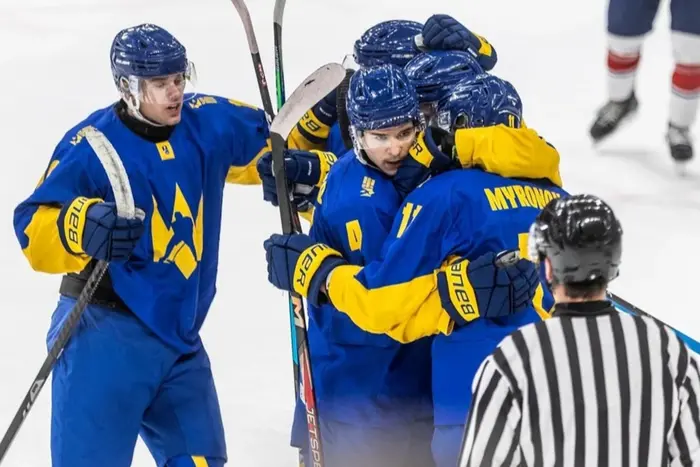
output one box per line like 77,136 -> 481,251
459,300 -> 700,467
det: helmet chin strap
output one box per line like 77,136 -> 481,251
121,92 -> 168,128
119,77 -> 167,128
349,127 -> 380,171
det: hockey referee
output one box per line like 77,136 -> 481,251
459,194 -> 700,466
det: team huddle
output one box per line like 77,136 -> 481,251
10,8 -> 700,467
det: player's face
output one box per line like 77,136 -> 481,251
361,122 -> 417,176
139,73 -> 186,125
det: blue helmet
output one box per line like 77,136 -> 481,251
353,20 -> 423,68
404,50 -> 484,104
346,64 -> 421,132
437,73 -> 523,131
110,24 -> 189,87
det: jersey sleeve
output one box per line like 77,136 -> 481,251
217,98 -> 271,185
325,186 -> 460,343
221,96 -> 340,185
14,140 -> 106,274
453,125 -> 563,188
459,356 -> 523,467
670,352 -> 700,463
325,123 -> 351,155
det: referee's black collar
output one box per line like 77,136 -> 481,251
552,300 -> 615,317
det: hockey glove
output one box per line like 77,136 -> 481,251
420,14 -> 498,70
57,197 -> 145,262
436,250 -> 539,326
393,127 -> 459,198
256,149 -> 338,211
264,233 -> 347,306
289,87 -> 340,151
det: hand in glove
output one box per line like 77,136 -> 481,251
58,197 -> 145,262
421,14 -> 498,70
392,127 -> 459,198
264,233 -> 347,306
256,149 -> 338,211
437,250 -> 539,326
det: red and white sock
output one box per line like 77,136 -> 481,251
607,34 -> 644,102
670,31 -> 700,128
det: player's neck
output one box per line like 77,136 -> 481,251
115,100 -> 175,143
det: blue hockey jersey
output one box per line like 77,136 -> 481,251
306,150 -> 433,426
13,94 -> 315,354
324,168 -> 568,425
325,122 -> 351,156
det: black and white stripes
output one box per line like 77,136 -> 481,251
459,302 -> 700,467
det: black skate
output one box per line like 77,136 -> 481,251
589,93 -> 639,142
666,123 -> 693,164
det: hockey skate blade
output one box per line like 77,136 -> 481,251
270,63 -> 346,139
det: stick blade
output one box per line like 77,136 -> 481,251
230,0 -> 260,54
273,0 -> 286,25
270,63 -> 346,139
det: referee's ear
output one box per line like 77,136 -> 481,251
544,258 -> 553,282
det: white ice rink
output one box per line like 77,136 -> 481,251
0,0 -> 698,465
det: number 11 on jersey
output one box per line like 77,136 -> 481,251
397,202 -> 422,238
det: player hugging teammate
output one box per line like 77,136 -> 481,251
260,14 -> 568,467
8,9 -> 605,467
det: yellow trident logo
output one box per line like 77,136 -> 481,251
150,184 -> 204,279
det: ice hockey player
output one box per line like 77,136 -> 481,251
281,64 -> 436,467
12,24 -> 323,467
263,74 -> 566,466
259,72 -> 562,467
257,15 -> 499,215
589,0 -> 700,165
460,194 -> 700,466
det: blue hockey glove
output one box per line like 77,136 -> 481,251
436,250 -> 539,326
421,14 -> 498,70
58,197 -> 145,262
291,87 -> 340,149
313,87 -> 339,128
393,127 -> 459,198
256,149 -> 338,211
264,233 -> 347,306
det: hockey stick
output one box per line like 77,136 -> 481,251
229,0 -> 276,122
270,63 -> 346,467
228,0 -> 307,448
228,2 -> 315,461
268,0 -> 305,426
228,2 -> 346,462
609,293 -> 700,354
0,127 -> 137,463
273,0 -> 286,110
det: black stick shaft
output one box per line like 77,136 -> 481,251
0,261 -> 108,463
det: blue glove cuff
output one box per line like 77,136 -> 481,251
307,256 -> 347,307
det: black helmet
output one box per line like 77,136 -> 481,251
528,194 -> 622,284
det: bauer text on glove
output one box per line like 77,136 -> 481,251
393,127 -> 458,198
57,197 -> 145,262
264,233 -> 347,306
436,251 -> 539,326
